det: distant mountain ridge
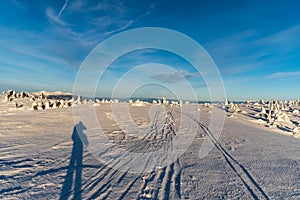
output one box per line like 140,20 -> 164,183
32,91 -> 72,97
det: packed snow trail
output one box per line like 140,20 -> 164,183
0,102 -> 299,199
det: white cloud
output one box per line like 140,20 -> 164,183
150,70 -> 199,83
267,71 -> 300,79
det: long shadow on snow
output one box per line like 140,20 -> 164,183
60,121 -> 89,200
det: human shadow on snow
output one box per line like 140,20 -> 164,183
60,121 -> 88,200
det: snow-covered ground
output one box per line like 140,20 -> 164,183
0,94 -> 299,199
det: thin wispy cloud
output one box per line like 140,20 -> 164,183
150,70 -> 199,83
8,0 -> 23,8
256,24 -> 300,51
205,30 -> 262,75
46,7 -> 66,26
57,0 -> 69,19
267,71 -> 300,79
104,20 -> 135,35
45,0 -> 154,41
206,24 -> 300,76
104,5 -> 154,35
69,0 -> 125,13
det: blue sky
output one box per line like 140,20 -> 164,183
0,0 -> 300,100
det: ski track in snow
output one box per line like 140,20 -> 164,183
188,114 -> 270,200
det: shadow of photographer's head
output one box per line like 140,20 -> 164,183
76,121 -> 87,133
73,121 -> 89,147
